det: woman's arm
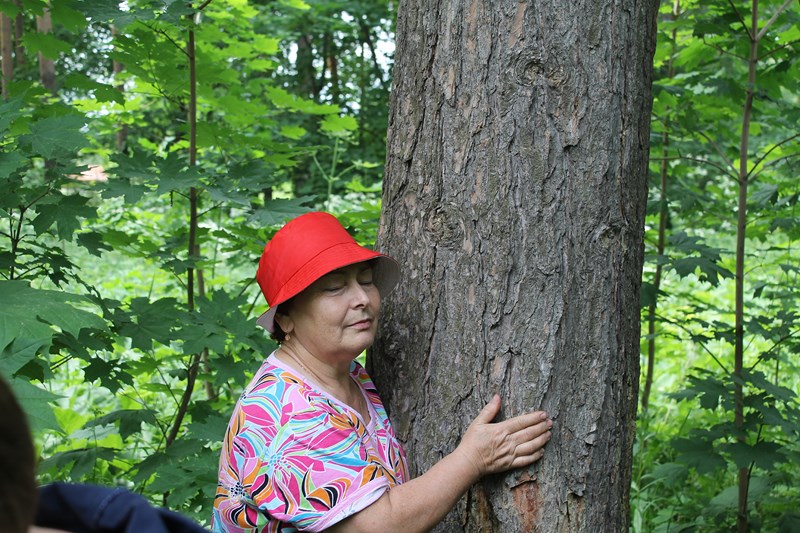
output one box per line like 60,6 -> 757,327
327,395 -> 553,533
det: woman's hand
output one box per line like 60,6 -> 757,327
329,394 -> 553,533
454,394 -> 552,478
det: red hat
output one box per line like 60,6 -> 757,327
255,212 -> 400,332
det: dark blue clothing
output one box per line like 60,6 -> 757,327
35,483 -> 209,533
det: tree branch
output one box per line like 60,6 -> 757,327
144,24 -> 189,57
657,313 -> 731,374
726,0 -> 754,40
748,132 -> 800,180
755,0 -> 794,41
653,153 -> 737,179
696,131 -> 738,173
702,36 -> 747,61
758,39 -> 799,60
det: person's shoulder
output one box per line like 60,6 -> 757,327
350,360 -> 377,391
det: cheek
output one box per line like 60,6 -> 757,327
371,290 -> 381,312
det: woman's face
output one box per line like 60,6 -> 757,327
278,262 -> 381,363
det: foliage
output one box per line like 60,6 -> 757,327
634,0 -> 800,531
1,0 -> 798,530
0,0 -> 392,523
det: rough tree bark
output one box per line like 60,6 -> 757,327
371,1 -> 658,531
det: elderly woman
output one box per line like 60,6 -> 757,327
212,212 -> 552,532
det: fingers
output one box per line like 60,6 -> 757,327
473,394 -> 502,424
510,417 -> 553,442
513,428 -> 552,457
500,410 -> 550,434
509,448 -> 546,470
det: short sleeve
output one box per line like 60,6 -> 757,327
213,371 -> 396,533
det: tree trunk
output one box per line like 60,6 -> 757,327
1,12 -> 12,100
14,2 -> 24,67
372,1 -> 658,531
112,26 -> 129,152
35,7 -> 56,94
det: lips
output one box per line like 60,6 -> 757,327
348,318 -> 373,330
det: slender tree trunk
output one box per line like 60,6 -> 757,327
112,26 -> 129,152
296,33 -> 317,98
373,1 -> 658,531
642,0 -> 680,413
35,7 -> 56,94
14,1 -> 24,66
1,13 -> 12,100
734,2 -> 759,530
323,32 -> 339,104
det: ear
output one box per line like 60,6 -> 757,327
274,312 -> 294,336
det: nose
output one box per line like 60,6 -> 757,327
349,280 -> 371,308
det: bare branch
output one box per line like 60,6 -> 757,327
726,0 -> 754,40
758,39 -> 800,60
653,153 -> 738,179
696,131 -> 738,173
750,153 -> 800,181
756,0 -> 795,41
701,36 -> 747,60
748,132 -> 800,179
657,313 -> 731,374
143,23 -> 189,57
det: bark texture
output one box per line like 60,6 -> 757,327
371,1 -> 658,531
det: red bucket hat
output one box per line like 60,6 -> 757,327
255,212 -> 400,332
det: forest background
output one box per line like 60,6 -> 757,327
0,0 -> 798,531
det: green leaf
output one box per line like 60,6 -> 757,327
63,73 -> 124,105
154,153 -> 204,194
265,86 -> 338,115
0,96 -> 24,132
82,358 -> 133,393
280,125 -> 307,140
671,256 -> 733,286
0,337 -> 47,376
116,297 -> 183,350
40,447 -> 119,480
708,476 -> 772,516
32,193 -> 97,240
0,281 -> 107,355
248,197 -> 313,227
722,440 -> 785,469
320,114 -> 358,137
744,369 -> 796,403
751,183 -> 779,207
84,409 -> 157,440
5,377 -> 60,432
187,413 -> 229,442
51,2 -> 88,31
21,32 -> 72,59
23,114 -> 89,159
277,0 -> 311,10
672,437 -> 727,474
0,152 -> 26,178
650,462 -> 689,487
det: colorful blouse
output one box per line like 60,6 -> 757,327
212,353 -> 409,532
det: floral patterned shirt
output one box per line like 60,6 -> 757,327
212,353 -> 408,532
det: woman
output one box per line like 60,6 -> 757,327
212,212 -> 552,532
